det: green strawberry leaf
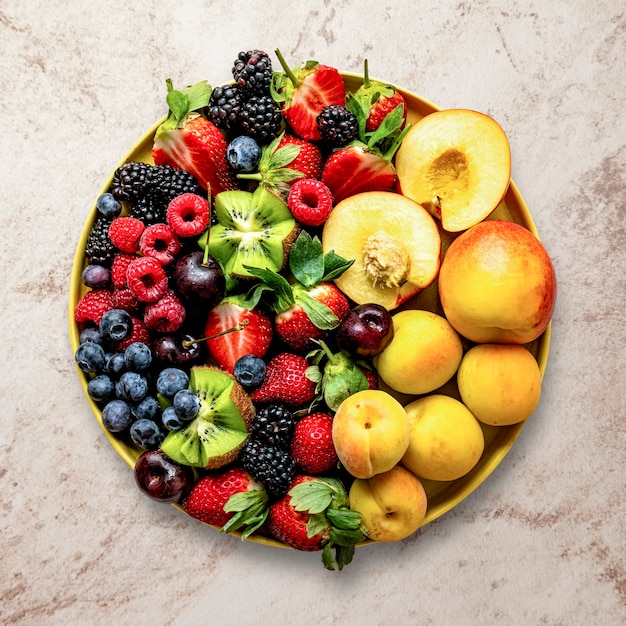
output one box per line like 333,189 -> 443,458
222,490 -> 269,540
243,265 -> 295,311
325,508 -> 363,531
366,102 -> 405,149
289,479 -> 334,514
322,544 -> 337,570
307,512 -> 331,538
186,80 -> 212,112
330,526 -> 367,547
334,544 -> 356,570
289,231 -> 325,287
322,250 -> 354,282
321,348 -> 370,412
293,289 -> 339,330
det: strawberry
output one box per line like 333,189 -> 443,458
290,412 -> 338,474
272,50 -> 346,141
184,467 -> 268,539
250,352 -> 317,408
245,231 -> 353,352
152,79 -> 238,196
203,296 -> 273,374
267,475 -> 366,570
238,132 -> 323,199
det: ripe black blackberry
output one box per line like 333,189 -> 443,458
317,105 -> 358,147
207,84 -> 244,132
129,196 -> 167,226
232,50 -> 273,94
251,404 -> 297,450
151,165 -> 203,202
85,215 -> 116,266
110,161 -> 152,202
239,439 -> 296,499
239,95 -> 283,145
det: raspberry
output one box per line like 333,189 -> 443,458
74,289 -> 114,324
126,256 -> 168,303
111,253 -> 137,288
111,287 -> 142,315
287,179 -> 334,226
112,317 -> 151,351
144,291 -> 186,333
166,193 -> 210,238
139,223 -> 180,265
108,217 -> 145,253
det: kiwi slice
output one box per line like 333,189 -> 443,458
199,186 -> 297,279
160,366 -> 254,469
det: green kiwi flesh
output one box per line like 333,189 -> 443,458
160,366 -> 254,469
200,186 -> 297,278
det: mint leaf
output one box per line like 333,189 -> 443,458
186,80 -> 212,112
243,265 -> 295,311
289,231 -> 325,287
322,250 -> 354,282
166,89 -> 189,124
367,102 -> 405,150
294,289 -> 339,330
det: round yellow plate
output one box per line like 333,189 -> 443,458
68,73 -> 551,548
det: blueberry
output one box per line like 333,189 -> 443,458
99,309 -> 133,342
156,368 -> 189,397
116,371 -> 149,403
130,418 -> 164,450
96,192 -> 122,219
81,264 -> 111,290
233,354 -> 266,389
106,352 -> 127,377
101,399 -> 132,432
80,327 -> 102,345
131,396 -> 160,421
173,389 -> 201,421
75,342 -> 106,373
161,405 -> 183,431
226,135 -> 262,172
124,341 -> 152,372
88,374 -> 116,402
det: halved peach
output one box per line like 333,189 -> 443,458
395,109 -> 511,232
321,191 -> 441,310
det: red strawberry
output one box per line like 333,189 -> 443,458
238,132 -> 323,199
152,80 -> 238,196
245,231 -> 353,352
273,50 -> 345,141
321,144 -> 397,204
74,289 -> 113,324
287,179 -> 333,227
267,475 -> 330,551
184,467 -> 268,538
203,298 -> 273,374
250,352 -> 316,408
291,413 -> 338,474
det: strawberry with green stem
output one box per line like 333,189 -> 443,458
245,230 -> 354,352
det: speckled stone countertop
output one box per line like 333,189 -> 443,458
2,1 -> 624,624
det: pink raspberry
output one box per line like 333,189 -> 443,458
111,287 -> 142,315
166,193 -> 210,237
108,217 -> 145,253
126,256 -> 168,303
111,253 -> 137,288
112,317 -> 151,351
139,223 -> 180,265
287,179 -> 334,226
144,291 -> 186,333
74,289 -> 113,324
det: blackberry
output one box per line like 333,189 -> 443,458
251,403 -> 296,449
239,439 -> 296,498
151,165 -> 202,202
317,105 -> 358,147
207,84 -> 244,132
240,95 -> 283,145
110,161 -> 152,202
129,195 -> 167,226
85,215 -> 116,266
232,50 -> 273,94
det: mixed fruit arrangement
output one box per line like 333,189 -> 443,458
71,49 -> 556,570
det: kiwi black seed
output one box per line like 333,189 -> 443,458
160,366 -> 255,469
199,186 -> 298,279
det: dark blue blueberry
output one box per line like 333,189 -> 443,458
130,418 -> 164,450
106,352 -> 127,377
226,135 -> 262,172
75,342 -> 106,373
116,371 -> 149,403
156,368 -> 189,397
88,374 -> 116,402
96,192 -> 122,219
99,308 -> 133,342
161,406 -> 183,431
124,342 -> 152,372
233,354 -> 266,389
81,264 -> 111,290
101,399 -> 132,432
131,396 -> 160,421
80,327 -> 102,345
172,389 -> 201,421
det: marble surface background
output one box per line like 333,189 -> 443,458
2,1 -> 624,624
